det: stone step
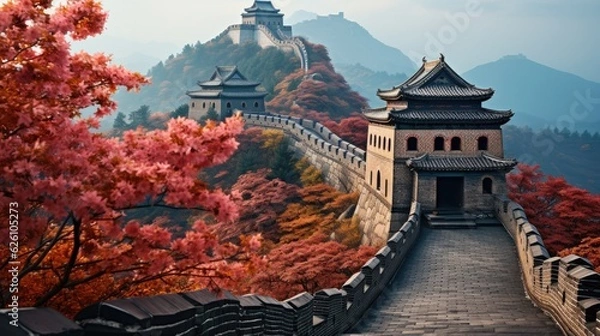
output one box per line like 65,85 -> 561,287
428,220 -> 477,229
475,218 -> 502,226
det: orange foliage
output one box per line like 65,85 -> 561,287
559,237 -> 600,273
279,184 -> 359,243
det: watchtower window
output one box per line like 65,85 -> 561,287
369,134 -> 373,146
192,102 -> 195,108
407,137 -> 418,151
370,171 -> 373,185
383,137 -> 387,150
202,102 -> 206,109
378,136 -> 382,149
211,102 -> 216,108
483,178 -> 493,194
385,180 -> 388,197
388,138 -> 392,151
451,137 -> 461,151
226,102 -> 231,108
254,102 -> 259,108
434,137 -> 445,151
242,102 -> 247,108
376,171 -> 381,191
478,136 -> 489,150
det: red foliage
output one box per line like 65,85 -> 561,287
267,41 -> 367,121
0,0 -> 255,317
559,237 -> 600,273
508,164 -> 600,256
250,233 -> 377,300
211,169 -> 300,243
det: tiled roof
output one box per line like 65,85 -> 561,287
199,66 -> 260,87
187,66 -> 266,99
245,1 -> 280,13
363,108 -> 513,125
377,55 -> 494,101
187,91 -> 267,99
406,153 -> 517,172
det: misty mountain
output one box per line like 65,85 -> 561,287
464,54 -> 600,133
293,13 -> 416,106
287,10 -> 318,25
334,63 -> 407,106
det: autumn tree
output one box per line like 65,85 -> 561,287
0,0 -> 255,317
278,184 -> 359,243
508,164 -> 600,255
250,233 -> 377,300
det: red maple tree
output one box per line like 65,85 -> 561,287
508,164 -> 600,259
0,0 -> 256,317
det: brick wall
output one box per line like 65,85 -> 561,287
395,129 -> 504,158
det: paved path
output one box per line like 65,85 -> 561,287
347,227 -> 562,335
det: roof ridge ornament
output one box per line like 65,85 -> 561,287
422,56 -> 427,63
439,53 -> 445,62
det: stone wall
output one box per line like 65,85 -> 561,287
223,24 -> 308,73
1,205 -> 422,336
243,113 -> 392,245
496,197 -> 600,336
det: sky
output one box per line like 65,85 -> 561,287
67,0 -> 600,82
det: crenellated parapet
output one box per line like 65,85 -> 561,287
0,204 -> 422,336
495,197 -> 600,336
242,113 -> 366,192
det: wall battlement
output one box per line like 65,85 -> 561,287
496,197 -> 600,336
243,113 -> 366,191
219,24 -> 309,73
1,205 -> 422,336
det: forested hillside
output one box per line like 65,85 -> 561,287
504,125 -> 600,193
114,37 -> 300,112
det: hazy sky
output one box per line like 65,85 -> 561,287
57,0 -> 600,81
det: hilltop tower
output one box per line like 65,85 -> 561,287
227,1 -> 292,45
362,55 -> 516,228
187,66 -> 267,121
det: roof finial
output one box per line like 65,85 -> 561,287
422,56 -> 427,63
439,53 -> 445,62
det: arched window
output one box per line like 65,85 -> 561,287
369,134 -> 373,146
388,138 -> 392,151
226,102 -> 231,108
370,171 -> 373,185
242,102 -> 247,108
376,171 -> 381,191
434,137 -> 444,151
211,102 -> 216,108
478,136 -> 489,150
407,137 -> 418,151
483,178 -> 493,194
383,137 -> 387,150
378,136 -> 382,149
192,102 -> 195,108
254,102 -> 259,108
202,102 -> 206,109
451,137 -> 461,151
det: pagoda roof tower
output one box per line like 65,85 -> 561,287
365,54 -> 514,127
187,66 -> 267,99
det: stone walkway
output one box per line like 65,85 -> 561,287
347,227 -> 562,335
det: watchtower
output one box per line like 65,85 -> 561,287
363,55 -> 516,218
187,66 -> 267,121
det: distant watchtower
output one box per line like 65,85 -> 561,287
363,55 -> 516,220
187,66 -> 267,121
228,1 -> 293,44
